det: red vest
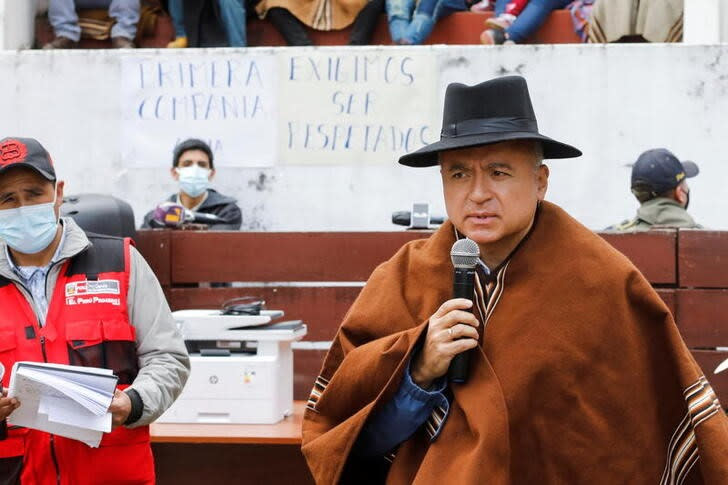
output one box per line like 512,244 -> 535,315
0,235 -> 154,485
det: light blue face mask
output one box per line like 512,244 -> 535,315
0,191 -> 59,255
177,165 -> 211,198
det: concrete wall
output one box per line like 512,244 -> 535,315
684,0 -> 728,43
0,0 -> 38,50
0,44 -> 727,231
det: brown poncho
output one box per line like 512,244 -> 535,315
256,0 -> 369,31
302,201 -> 728,484
588,0 -> 683,43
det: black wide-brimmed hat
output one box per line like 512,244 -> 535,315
399,76 -> 582,167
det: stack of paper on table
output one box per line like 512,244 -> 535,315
7,362 -> 118,448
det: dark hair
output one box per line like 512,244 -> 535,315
173,139 -> 214,169
631,183 -> 674,203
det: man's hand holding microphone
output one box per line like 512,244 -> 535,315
411,238 -> 482,389
411,299 -> 480,389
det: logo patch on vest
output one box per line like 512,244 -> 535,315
65,279 -> 121,306
65,279 -> 120,297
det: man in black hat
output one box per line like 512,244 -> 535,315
301,76 -> 728,483
608,148 -> 701,231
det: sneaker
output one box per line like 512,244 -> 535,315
167,36 -> 188,48
469,0 -> 493,13
42,36 -> 78,49
486,13 -> 516,31
480,28 -> 507,45
111,36 -> 135,49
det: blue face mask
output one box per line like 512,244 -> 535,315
177,165 -> 211,198
0,192 -> 59,255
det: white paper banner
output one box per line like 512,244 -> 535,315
120,53 -> 278,167
278,50 -> 439,164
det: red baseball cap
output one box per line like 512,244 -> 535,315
0,137 -> 56,182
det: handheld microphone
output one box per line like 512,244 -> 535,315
448,238 -> 480,383
0,362 -> 7,440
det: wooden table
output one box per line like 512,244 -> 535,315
150,402 -> 314,485
150,401 -> 305,445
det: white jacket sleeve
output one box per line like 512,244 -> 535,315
125,246 -> 190,427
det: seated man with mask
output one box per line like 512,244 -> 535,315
0,137 -> 190,484
607,148 -> 701,231
142,138 -> 242,230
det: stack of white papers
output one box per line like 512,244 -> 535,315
7,362 -> 118,448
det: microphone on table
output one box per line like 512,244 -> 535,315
0,362 -> 7,440
392,203 -> 445,229
391,211 -> 446,228
152,202 -> 225,228
448,238 -> 480,384
189,211 -> 223,225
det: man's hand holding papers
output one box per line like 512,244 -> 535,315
0,388 -> 20,420
109,388 -> 132,429
7,362 -> 118,447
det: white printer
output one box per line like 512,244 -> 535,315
157,309 -> 307,424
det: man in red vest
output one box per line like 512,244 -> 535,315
0,137 -> 190,484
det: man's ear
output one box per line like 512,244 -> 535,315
536,164 -> 549,201
674,183 -> 688,205
54,181 -> 65,215
171,167 -> 180,181
209,168 -> 216,181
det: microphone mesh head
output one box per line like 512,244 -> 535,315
450,238 -> 480,268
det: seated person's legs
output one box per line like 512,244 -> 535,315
46,0 -> 139,48
386,0 -> 415,44
501,0 -> 570,43
45,0 -> 82,48
167,0 -> 188,47
107,0 -> 140,46
400,0 -> 439,44
493,0 -> 507,15
217,0 -> 248,47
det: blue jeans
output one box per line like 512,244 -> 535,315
386,0 -> 465,44
494,0 -> 571,43
168,0 -> 247,47
49,0 -> 139,41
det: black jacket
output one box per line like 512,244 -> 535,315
182,0 -> 258,47
142,189 -> 242,230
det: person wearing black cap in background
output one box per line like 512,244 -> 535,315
142,138 -> 242,230
608,148 -> 701,231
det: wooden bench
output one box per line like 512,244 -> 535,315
135,228 -> 728,484
136,228 -> 728,403
34,10 -> 581,48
